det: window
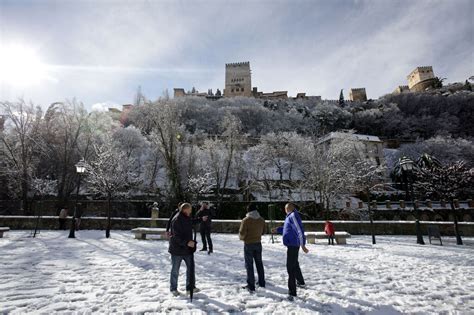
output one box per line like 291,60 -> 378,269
241,88 -> 244,92
231,89 -> 234,92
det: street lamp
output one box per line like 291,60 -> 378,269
69,159 -> 86,238
400,158 -> 425,245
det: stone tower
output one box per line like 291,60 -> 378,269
349,88 -> 367,101
407,66 -> 436,92
224,62 -> 252,97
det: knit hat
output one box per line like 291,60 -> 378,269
247,203 -> 258,212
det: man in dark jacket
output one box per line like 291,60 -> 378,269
196,202 -> 213,254
239,203 -> 266,292
273,203 -> 309,301
169,202 -> 199,296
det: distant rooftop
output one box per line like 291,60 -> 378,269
318,132 -> 382,144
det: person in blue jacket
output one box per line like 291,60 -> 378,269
272,203 -> 309,301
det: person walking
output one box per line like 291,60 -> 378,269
324,220 -> 335,245
196,202 -> 213,254
239,203 -> 266,292
168,203 -> 200,296
272,203 -> 309,301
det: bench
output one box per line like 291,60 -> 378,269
427,225 -> 442,245
131,227 -> 169,240
0,227 -> 10,238
305,231 -> 351,245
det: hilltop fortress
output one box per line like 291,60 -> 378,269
174,61 -> 321,101
174,62 -> 439,100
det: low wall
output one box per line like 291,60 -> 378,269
1,216 -> 473,237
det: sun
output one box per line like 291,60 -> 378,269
0,43 -> 49,87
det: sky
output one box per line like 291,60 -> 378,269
0,0 -> 473,110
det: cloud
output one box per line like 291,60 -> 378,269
91,101 -> 119,112
1,0 -> 472,107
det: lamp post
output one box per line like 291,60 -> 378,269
400,158 -> 425,245
69,159 -> 86,238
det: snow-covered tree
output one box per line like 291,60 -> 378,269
131,100 -> 186,203
84,140 -> 140,238
349,158 -> 387,244
0,100 -> 44,212
398,136 -> 474,167
415,160 -> 474,245
41,100 -> 92,204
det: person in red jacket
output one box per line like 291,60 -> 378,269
324,220 -> 335,245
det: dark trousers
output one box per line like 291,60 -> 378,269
200,226 -> 213,250
287,246 -> 305,296
244,242 -> 265,290
59,218 -> 66,230
328,235 -> 335,245
170,254 -> 194,291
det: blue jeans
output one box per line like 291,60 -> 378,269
244,242 -> 265,290
170,254 -> 194,291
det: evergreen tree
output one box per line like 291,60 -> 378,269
338,89 -> 345,105
465,80 -> 472,91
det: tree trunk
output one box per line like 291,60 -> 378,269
367,188 -> 376,244
106,193 -> 111,238
450,200 -> 463,245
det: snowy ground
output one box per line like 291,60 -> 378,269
1,231 -> 473,314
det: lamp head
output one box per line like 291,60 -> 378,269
75,159 -> 86,174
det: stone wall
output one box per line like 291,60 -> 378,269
1,216 -> 473,237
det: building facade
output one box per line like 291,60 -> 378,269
224,62 -> 252,97
318,132 -> 385,167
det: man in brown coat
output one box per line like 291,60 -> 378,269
239,203 -> 266,292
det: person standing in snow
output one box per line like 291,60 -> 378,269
239,203 -> 266,292
168,202 -> 200,296
272,203 -> 309,301
324,220 -> 335,245
196,202 -> 213,254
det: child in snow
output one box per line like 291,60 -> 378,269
324,220 -> 335,245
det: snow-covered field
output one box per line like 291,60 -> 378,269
1,231 -> 473,314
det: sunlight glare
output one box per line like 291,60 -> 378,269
0,44 -> 49,86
